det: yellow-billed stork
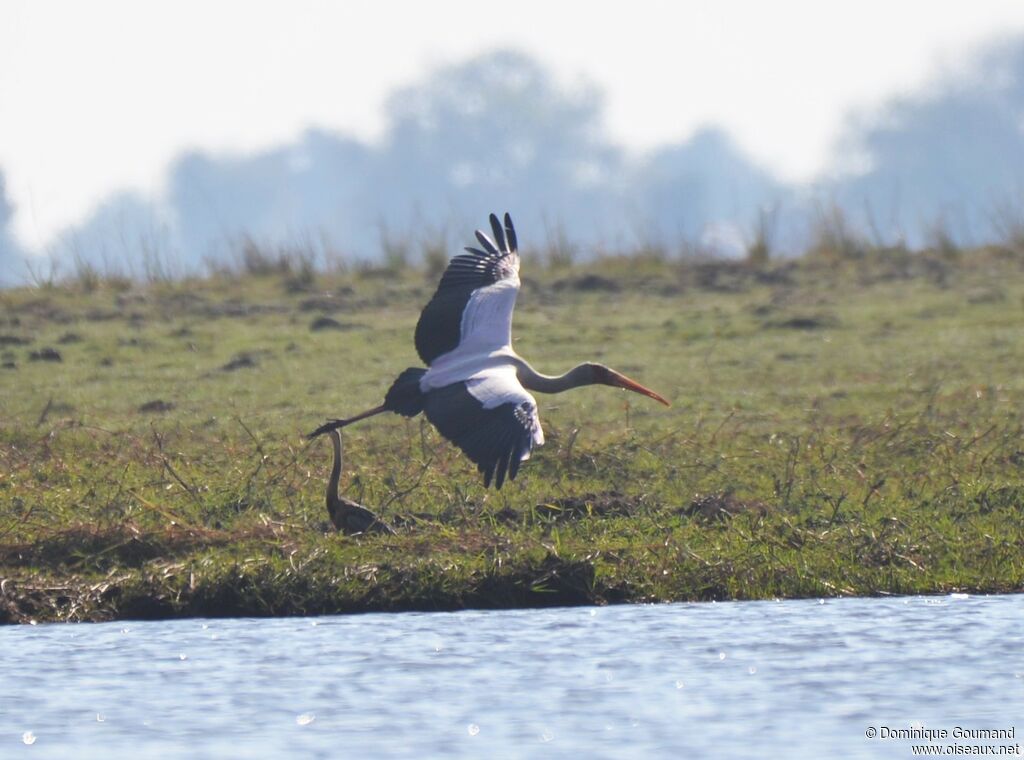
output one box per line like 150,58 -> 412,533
309,213 -> 670,488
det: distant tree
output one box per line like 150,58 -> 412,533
168,130 -> 372,266
0,172 -> 11,228
53,49 -> 806,271
162,51 -> 631,264
31,36 -> 1024,277
57,50 -> 795,271
632,128 -> 785,254
51,191 -> 175,279
0,170 -> 26,284
830,37 -> 1024,247
371,50 -> 625,247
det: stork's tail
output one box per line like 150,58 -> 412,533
384,367 -> 428,418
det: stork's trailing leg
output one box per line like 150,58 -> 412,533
307,368 -> 428,439
307,405 -> 388,439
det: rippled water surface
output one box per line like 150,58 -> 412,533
2,595 -> 1022,758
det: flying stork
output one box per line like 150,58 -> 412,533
308,213 -> 670,489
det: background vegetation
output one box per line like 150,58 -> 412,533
1,236 -> 1023,623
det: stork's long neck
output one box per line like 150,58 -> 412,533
510,356 -> 671,406
512,358 -> 595,394
327,431 -> 343,507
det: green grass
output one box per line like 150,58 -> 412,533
2,247 -> 1024,623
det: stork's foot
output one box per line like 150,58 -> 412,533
307,418 -> 346,439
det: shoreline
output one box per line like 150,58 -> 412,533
4,526 -> 1021,624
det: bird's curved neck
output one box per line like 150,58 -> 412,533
512,357 -> 594,394
328,433 -> 342,506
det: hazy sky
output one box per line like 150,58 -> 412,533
3,0 -> 1024,252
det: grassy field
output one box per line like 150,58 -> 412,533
2,245 -> 1024,623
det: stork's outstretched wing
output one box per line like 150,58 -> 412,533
414,212 -> 520,366
423,366 -> 543,489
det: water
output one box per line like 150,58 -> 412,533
2,595 -> 1022,758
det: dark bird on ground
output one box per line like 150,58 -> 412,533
309,213 -> 670,489
323,429 -> 394,535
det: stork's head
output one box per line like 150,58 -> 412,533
589,364 -> 670,406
